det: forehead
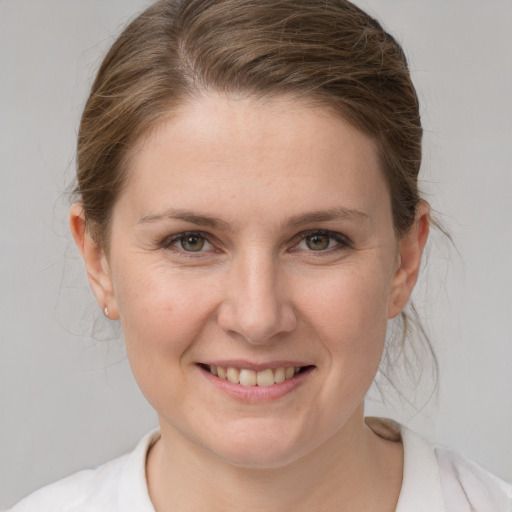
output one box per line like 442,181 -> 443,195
119,93 -> 390,226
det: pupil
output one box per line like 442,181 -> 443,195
306,234 -> 329,250
182,236 -> 204,252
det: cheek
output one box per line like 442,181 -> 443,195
112,258 -> 220,362
113,264 -> 223,413
285,265 -> 393,441
298,263 -> 392,362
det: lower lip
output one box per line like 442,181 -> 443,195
197,365 -> 313,403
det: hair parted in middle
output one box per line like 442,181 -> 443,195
75,0 -> 434,400
77,0 -> 422,246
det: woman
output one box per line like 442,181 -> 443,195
7,0 -> 511,511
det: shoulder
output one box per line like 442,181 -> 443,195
435,445 -> 512,512
7,456 -> 128,512
6,430 -> 159,512
376,418 -> 512,512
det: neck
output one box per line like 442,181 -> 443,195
146,410 -> 403,512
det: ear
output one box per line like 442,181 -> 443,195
69,204 -> 118,319
388,201 -> 430,318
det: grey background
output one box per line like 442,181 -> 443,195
1,0 -> 511,508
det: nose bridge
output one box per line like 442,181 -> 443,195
217,246 -> 296,344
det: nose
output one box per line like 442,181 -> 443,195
216,249 -> 297,345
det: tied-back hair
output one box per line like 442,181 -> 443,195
74,0 -> 436,401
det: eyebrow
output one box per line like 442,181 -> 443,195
138,207 -> 369,230
138,209 -> 231,229
283,208 -> 369,229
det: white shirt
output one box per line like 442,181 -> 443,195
8,424 -> 512,511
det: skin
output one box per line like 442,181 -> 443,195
71,94 -> 429,511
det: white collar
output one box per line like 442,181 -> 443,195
120,424 -> 447,512
117,429 -> 159,511
395,426 -> 445,511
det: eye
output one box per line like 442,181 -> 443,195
305,233 -> 332,251
294,230 -> 350,252
162,232 -> 214,253
179,234 -> 206,252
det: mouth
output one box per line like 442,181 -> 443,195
198,364 -> 313,387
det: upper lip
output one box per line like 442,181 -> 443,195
199,360 -> 313,371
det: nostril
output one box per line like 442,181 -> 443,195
216,300 -> 297,345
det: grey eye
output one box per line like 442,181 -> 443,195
180,235 -> 206,252
305,234 -> 331,251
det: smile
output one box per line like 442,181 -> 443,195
200,364 -> 310,387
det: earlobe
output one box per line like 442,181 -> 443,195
69,204 -> 118,319
388,201 -> 430,318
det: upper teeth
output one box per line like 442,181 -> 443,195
209,365 -> 301,386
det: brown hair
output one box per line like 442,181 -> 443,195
75,0 -> 434,397
76,0 -> 421,245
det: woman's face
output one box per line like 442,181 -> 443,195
76,94 -> 426,468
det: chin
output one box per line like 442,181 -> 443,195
198,418 -> 314,469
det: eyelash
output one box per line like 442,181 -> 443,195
160,231 -> 215,256
292,229 -> 352,253
159,229 -> 351,256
